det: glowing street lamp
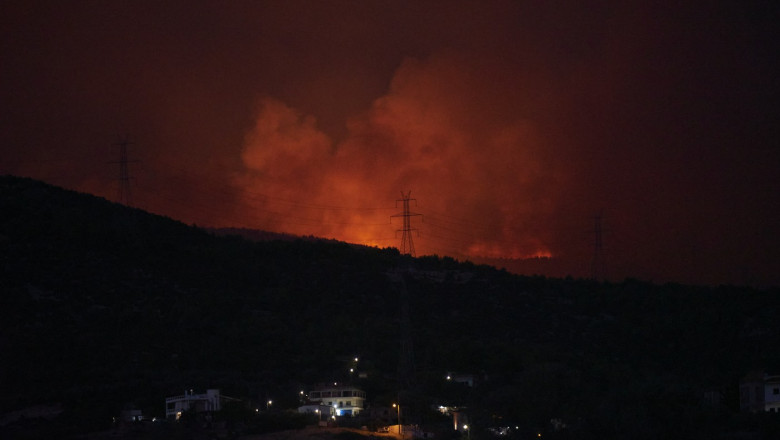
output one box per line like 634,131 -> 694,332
267,400 -> 273,410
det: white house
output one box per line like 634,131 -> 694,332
165,389 -> 238,419
307,384 -> 366,416
762,375 -> 780,412
740,372 -> 780,413
297,403 -> 335,419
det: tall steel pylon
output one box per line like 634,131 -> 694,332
110,138 -> 137,206
391,191 -> 422,257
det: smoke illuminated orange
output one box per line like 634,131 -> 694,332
234,54 -> 559,262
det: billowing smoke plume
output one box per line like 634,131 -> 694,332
238,53 -> 562,259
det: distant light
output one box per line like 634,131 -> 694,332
393,403 -> 397,408
300,390 -> 304,395
354,357 -> 359,362
463,425 -> 469,430
350,368 -> 354,373
446,375 -> 451,380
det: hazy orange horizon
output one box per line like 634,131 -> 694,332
2,1 -> 778,287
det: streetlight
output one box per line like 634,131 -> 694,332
393,403 -> 402,438
267,400 -> 272,410
463,425 -> 470,439
315,409 -> 321,422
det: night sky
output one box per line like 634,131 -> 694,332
2,1 -> 778,287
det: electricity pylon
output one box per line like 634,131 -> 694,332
391,191 -> 422,257
110,138 -> 137,206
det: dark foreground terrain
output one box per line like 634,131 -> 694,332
2,175 -> 780,439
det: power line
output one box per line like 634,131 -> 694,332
391,191 -> 422,257
108,137 -> 139,207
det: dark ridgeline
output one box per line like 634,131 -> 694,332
1,175 -> 779,439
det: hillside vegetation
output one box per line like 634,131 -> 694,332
1,175 -> 779,439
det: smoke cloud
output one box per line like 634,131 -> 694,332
239,53 -> 561,259
2,1 -> 777,285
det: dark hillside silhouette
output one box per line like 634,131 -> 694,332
1,175 -> 779,439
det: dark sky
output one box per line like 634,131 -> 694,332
2,0 -> 778,287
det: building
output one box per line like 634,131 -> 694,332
308,384 -> 366,416
297,403 -> 335,419
740,372 -> 780,413
165,389 -> 239,419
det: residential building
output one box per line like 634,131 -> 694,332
165,389 -> 239,419
297,403 -> 335,419
308,384 -> 366,416
740,372 -> 780,413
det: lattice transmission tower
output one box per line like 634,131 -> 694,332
110,138 -> 137,206
391,191 -> 422,257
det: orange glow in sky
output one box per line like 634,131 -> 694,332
2,1 -> 778,286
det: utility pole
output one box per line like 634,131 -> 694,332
391,191 -> 422,257
109,138 -> 138,206
590,212 -> 606,280
388,269 -> 415,428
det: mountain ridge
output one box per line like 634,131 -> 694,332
2,175 -> 779,439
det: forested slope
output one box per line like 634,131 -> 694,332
2,175 -> 779,438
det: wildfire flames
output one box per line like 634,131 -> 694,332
236,54 -> 559,261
